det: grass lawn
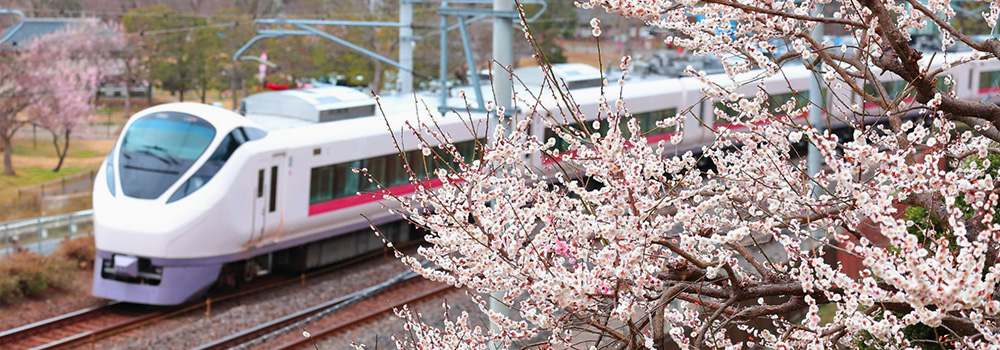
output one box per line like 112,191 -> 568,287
0,139 -> 114,207
3,166 -> 88,187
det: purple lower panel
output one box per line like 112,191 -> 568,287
91,256 -> 221,306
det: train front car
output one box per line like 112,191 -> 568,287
92,103 -> 267,305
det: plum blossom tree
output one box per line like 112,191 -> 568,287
358,0 -> 1000,348
27,68 -> 99,172
0,42 -> 46,175
23,23 -> 124,172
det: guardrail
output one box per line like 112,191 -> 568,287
1,209 -> 93,256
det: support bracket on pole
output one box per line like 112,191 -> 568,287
0,9 -> 27,44
227,0 -> 547,115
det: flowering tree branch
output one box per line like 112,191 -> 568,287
353,0 -> 1000,348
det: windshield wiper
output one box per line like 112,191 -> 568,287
135,149 -> 174,165
122,164 -> 179,174
141,145 -> 180,165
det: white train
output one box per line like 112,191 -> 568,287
92,53 -> 1000,305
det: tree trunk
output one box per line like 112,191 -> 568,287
124,65 -> 133,118
242,81 -> 248,101
146,84 -> 153,105
124,83 -> 131,118
179,89 -> 185,102
652,304 -> 666,349
200,82 -> 207,103
51,129 -> 70,172
2,135 -> 14,176
372,61 -> 384,94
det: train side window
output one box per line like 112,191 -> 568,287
636,108 -> 678,136
257,169 -> 264,198
308,161 -> 360,204
407,149 -> 433,176
714,101 -> 739,125
243,127 -> 268,141
936,75 -> 951,92
309,166 -> 334,203
865,81 -> 910,100
459,141 -> 472,162
385,153 -> 410,187
167,129 -> 249,203
544,122 -> 581,152
211,132 -> 245,162
597,117 -> 624,138
332,161 -> 359,198
269,166 -> 278,212
980,71 -> 1000,92
359,157 -> 387,192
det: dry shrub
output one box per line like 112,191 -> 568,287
0,252 -> 75,304
53,235 -> 95,269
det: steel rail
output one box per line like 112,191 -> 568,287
274,281 -> 453,350
1,243 -> 422,349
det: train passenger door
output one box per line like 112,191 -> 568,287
251,154 -> 286,243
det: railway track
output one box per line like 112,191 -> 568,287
193,270 -> 452,350
0,302 -> 165,350
0,277 -> 288,350
0,245 -> 419,350
272,279 -> 451,350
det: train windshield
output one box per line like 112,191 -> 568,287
118,112 -> 216,199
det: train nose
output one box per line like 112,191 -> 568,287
92,251 -> 221,305
93,200 -> 195,257
91,198 -> 223,305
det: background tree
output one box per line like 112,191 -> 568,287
0,50 -> 38,175
27,0 -> 81,17
517,0 -> 578,64
358,0 -> 1000,349
190,22 -> 224,103
123,5 -> 208,102
116,28 -> 149,119
211,7 -> 258,107
25,22 -> 124,172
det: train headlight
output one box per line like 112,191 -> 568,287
105,154 -> 116,197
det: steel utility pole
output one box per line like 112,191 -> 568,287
488,0 -> 513,347
399,0 -> 415,95
807,7 -> 825,241
492,0 -> 513,115
231,63 -> 238,111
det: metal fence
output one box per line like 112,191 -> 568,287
0,209 -> 93,256
4,171 -> 97,222
14,169 -> 98,200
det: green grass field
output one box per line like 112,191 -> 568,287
0,139 -> 113,212
3,167 -> 88,187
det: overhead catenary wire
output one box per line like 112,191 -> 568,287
137,22 -> 237,36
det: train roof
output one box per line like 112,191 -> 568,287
249,89 -> 492,150
238,63 -> 815,150
133,102 -> 259,132
239,50 -> 983,148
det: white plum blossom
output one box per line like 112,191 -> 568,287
358,0 -> 1000,348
